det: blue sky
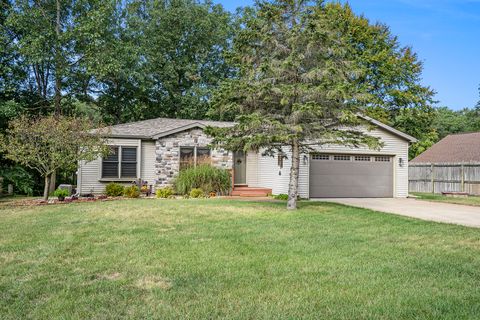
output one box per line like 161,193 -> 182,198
215,0 -> 480,110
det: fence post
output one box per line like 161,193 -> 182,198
431,163 -> 435,194
461,164 -> 465,192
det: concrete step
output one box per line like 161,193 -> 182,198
231,192 -> 271,197
233,187 -> 273,192
231,188 -> 272,197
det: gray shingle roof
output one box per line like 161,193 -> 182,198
102,118 -> 234,139
99,116 -> 416,143
411,132 -> 480,163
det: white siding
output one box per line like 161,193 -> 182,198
247,126 -> 410,198
78,138 -> 151,195
253,148 -> 310,198
141,141 -> 157,188
256,148 -> 290,195
78,158 -> 103,195
246,151 -> 259,187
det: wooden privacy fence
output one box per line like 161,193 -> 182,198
409,163 -> 480,195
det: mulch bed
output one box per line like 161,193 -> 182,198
1,195 -> 278,208
0,196 -> 156,208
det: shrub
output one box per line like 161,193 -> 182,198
0,166 -> 35,196
105,183 -> 124,197
123,185 -> 140,198
53,188 -> 69,200
273,194 -> 289,200
174,164 -> 231,195
156,187 -> 174,199
189,188 -> 204,198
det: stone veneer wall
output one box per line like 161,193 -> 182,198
155,128 -> 233,187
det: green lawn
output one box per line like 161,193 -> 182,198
1,199 -> 480,319
414,192 -> 480,207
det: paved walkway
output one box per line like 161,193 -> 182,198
318,198 -> 480,228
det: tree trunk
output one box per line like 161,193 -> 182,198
287,139 -> 300,210
54,0 -> 62,115
49,171 -> 56,194
43,175 -> 52,201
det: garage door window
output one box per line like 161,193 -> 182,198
375,156 -> 391,162
355,156 -> 371,162
333,155 -> 350,161
312,154 -> 330,161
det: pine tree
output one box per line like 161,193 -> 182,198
207,0 -> 381,209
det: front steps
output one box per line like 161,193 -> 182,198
231,186 -> 272,197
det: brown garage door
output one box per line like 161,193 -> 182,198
309,154 -> 394,198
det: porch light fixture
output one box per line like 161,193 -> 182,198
398,157 -> 405,167
303,155 -> 308,165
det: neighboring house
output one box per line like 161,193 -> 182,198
409,132 -> 480,195
77,117 -> 417,198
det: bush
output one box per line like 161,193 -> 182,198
156,187 -> 174,199
174,164 -> 231,195
273,194 -> 289,200
105,183 -> 124,197
53,188 -> 69,199
0,166 -> 35,196
189,188 -> 204,198
123,185 -> 140,198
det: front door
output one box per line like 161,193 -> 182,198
234,151 -> 246,185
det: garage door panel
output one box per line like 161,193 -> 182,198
310,155 -> 393,198
312,186 -> 391,198
311,162 -> 391,173
310,175 -> 392,188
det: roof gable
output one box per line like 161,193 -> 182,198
105,118 -> 234,139
151,122 -> 206,139
359,115 -> 417,143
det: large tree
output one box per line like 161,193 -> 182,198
0,115 -> 109,200
128,0 -> 234,121
320,3 -> 437,159
2,0 -> 235,123
6,0 -> 119,115
433,106 -> 480,139
207,0 -> 381,209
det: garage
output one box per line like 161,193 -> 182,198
309,154 -> 394,198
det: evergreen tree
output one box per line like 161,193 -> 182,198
207,0 -> 381,209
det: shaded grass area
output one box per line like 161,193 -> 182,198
0,195 -> 35,203
414,192 -> 480,207
1,199 -> 480,319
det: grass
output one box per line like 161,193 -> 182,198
414,192 -> 480,207
1,199 -> 480,319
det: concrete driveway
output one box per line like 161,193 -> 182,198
318,198 -> 480,228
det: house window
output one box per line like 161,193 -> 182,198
102,146 -> 138,179
180,146 -> 211,169
121,147 -> 138,178
180,147 -> 195,169
196,147 -> 211,165
102,147 -> 119,178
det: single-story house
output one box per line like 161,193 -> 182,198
77,116 -> 417,198
409,132 -> 480,195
